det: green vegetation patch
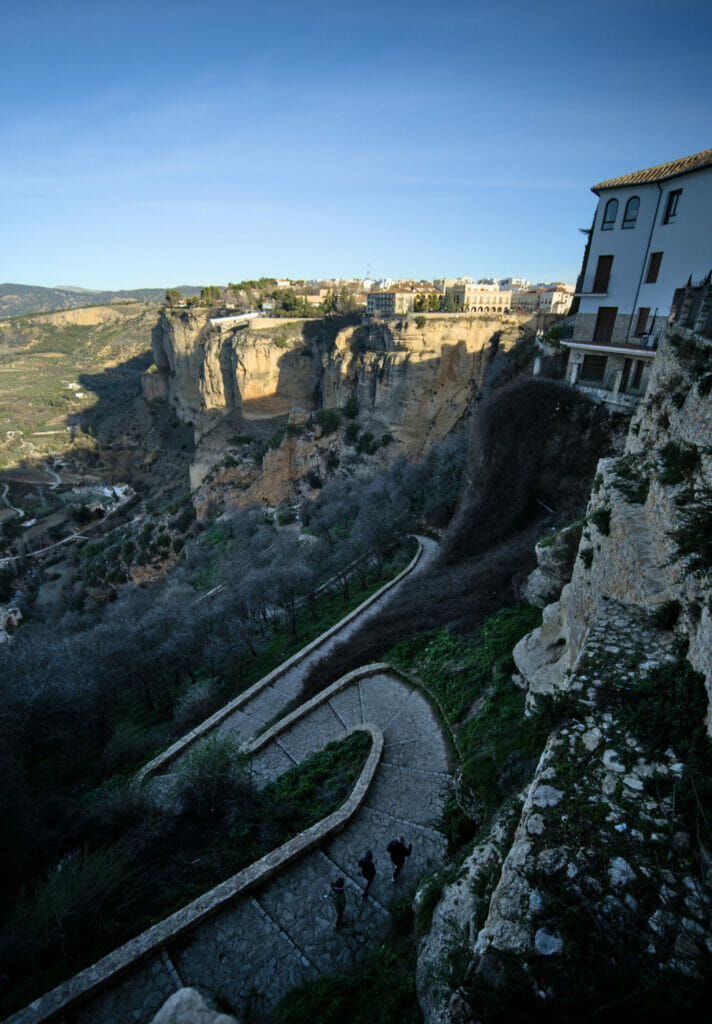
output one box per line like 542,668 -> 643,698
389,604 -> 542,724
658,440 -> 701,486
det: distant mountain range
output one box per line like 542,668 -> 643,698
0,283 -> 202,318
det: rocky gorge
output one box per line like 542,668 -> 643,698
144,310 -> 525,506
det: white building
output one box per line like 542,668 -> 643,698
499,277 -> 530,291
564,147 -> 712,409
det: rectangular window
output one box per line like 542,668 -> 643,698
634,308 -> 650,336
592,306 -> 618,344
632,360 -> 644,389
663,189 -> 682,224
580,354 -> 607,382
592,255 -> 613,294
646,252 -> 663,283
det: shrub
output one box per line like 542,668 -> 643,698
343,394 -> 359,419
579,546 -> 594,569
588,507 -> 611,535
659,441 -> 700,485
344,422 -> 359,445
356,431 -> 377,454
268,426 -> 286,450
610,454 -> 650,504
306,470 -> 323,489
314,408 -> 340,435
173,505 -> 196,532
173,680 -> 220,729
672,487 -> 712,572
415,315 -> 427,329
175,737 -> 250,821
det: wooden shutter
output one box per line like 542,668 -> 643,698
592,255 -> 613,293
593,307 -> 618,343
646,252 -> 663,283
580,355 -> 607,382
634,308 -> 650,336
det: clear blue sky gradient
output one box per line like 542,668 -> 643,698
2,0 -> 710,289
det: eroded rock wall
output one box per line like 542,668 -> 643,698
152,311 -> 520,449
419,320 -> 712,1022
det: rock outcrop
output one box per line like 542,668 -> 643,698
418,318 -> 712,1020
151,988 -> 239,1024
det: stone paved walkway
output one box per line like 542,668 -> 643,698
11,540 -> 450,1024
72,671 -> 451,1023
144,536 -> 439,807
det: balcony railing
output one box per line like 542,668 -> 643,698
563,334 -> 659,353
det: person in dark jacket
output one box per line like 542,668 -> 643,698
328,877 -> 346,927
387,836 -> 412,881
358,849 -> 376,899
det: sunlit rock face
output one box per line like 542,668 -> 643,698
152,310 -> 521,450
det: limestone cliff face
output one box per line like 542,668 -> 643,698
151,310 -> 522,503
514,321 -> 712,717
152,311 -> 519,448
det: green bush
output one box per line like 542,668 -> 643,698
343,394 -> 359,419
588,507 -> 610,535
659,441 -> 700,485
175,737 -> 250,821
672,487 -> 712,572
314,408 -> 340,435
344,422 -> 359,445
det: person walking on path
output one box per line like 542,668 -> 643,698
358,849 -> 376,899
327,877 -> 346,927
387,836 -> 412,881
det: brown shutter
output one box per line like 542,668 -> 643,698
580,355 -> 607,382
634,308 -> 650,336
592,255 -> 613,293
646,252 -> 663,283
593,307 -> 618,343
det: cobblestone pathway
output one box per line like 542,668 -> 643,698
73,671 -> 451,1023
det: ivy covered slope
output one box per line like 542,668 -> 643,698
413,317 -> 712,1022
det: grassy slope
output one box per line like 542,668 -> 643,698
0,303 -> 158,468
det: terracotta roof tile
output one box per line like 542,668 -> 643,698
592,148 -> 712,193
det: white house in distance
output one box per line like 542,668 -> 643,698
564,147 -> 712,409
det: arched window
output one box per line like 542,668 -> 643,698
601,198 -> 618,230
622,196 -> 640,229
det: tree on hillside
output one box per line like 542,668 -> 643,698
200,286 -> 222,307
165,288 -> 183,307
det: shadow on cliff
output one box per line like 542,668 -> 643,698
301,377 -> 620,697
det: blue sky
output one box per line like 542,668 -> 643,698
1,0 -> 710,289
